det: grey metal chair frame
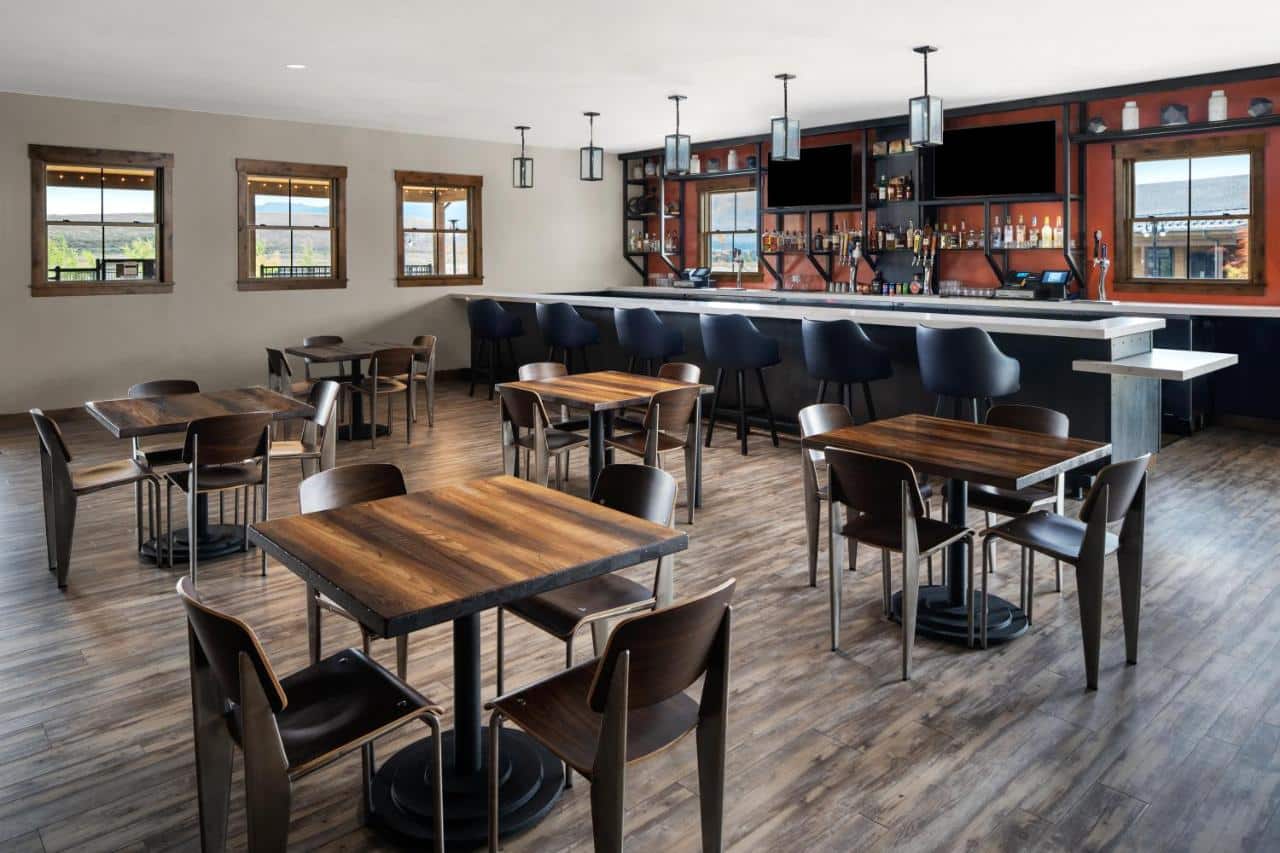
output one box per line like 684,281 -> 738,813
268,380 -> 340,487
604,387 -> 702,524
498,386 -> 586,491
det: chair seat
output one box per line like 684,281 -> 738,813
967,482 -> 1056,517
492,661 -> 698,775
986,511 -> 1120,563
507,574 -> 654,640
273,649 -> 439,775
167,462 -> 264,493
269,439 -> 320,460
347,377 -> 409,395
551,416 -> 590,432
394,372 -> 430,384
288,379 -> 315,397
515,429 -> 588,452
137,445 -> 185,468
71,458 -> 155,496
841,515 -> 972,555
605,430 -> 687,456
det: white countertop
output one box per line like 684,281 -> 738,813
1073,348 -> 1239,381
462,290 -> 1165,341
608,286 -> 1280,319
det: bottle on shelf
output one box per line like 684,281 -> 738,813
991,216 -> 1002,249
1015,215 -> 1026,249
1053,215 -> 1064,249
1003,216 -> 1014,249
1041,216 -> 1053,249
1029,216 -> 1039,249
878,174 -> 888,202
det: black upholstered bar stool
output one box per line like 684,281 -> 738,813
700,313 -> 781,455
536,302 -> 600,373
916,325 -> 1021,422
801,318 -> 892,421
614,307 -> 684,375
467,298 -> 524,399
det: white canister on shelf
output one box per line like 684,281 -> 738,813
1209,90 -> 1228,122
1122,101 -> 1140,131
726,149 -> 739,171
690,154 -> 701,174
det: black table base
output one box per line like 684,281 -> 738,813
890,586 -> 1029,645
337,422 -> 391,441
139,525 -> 248,563
370,720 -> 564,848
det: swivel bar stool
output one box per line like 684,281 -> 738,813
536,302 -> 600,373
700,313 -> 781,455
467,298 -> 524,399
801,318 -> 892,421
614,307 -> 684,375
916,325 -> 1021,423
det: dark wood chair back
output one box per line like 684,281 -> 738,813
176,577 -> 287,712
299,463 -> 407,514
266,348 -> 294,381
369,347 -> 415,379
128,379 -> 200,398
498,386 -> 551,431
591,464 -> 677,526
657,362 -> 700,384
588,579 -> 735,712
643,386 -> 701,435
412,335 -> 437,360
798,403 -> 854,463
1079,454 -> 1151,525
182,413 -> 271,466
985,403 -> 1069,438
30,408 -> 72,464
518,362 -> 567,382
303,335 -> 343,347
824,446 -> 927,521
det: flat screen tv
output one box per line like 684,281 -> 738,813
932,121 -> 1057,198
767,144 -> 856,208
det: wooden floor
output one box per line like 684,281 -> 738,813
3,383 -> 1280,852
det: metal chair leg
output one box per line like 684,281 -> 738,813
488,711 -> 504,853
495,607 -> 505,698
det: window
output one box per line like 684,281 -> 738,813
237,159 -> 347,291
29,145 -> 173,296
395,170 -> 483,286
701,188 -> 758,274
1114,134 -> 1264,292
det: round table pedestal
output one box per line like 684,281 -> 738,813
890,585 -> 1029,645
140,525 -> 248,563
370,728 -> 564,848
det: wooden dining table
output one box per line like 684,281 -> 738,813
285,339 -> 432,440
803,414 -> 1112,644
497,369 -> 714,495
85,386 -> 312,563
249,474 -> 688,848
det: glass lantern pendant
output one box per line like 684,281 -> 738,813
664,95 -> 691,176
909,46 -> 943,147
513,125 -> 534,189
580,112 -> 603,182
771,73 -> 800,162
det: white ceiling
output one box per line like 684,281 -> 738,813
2,0 -> 1275,153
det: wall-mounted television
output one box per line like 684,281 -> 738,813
767,144 -> 856,208
932,121 -> 1057,198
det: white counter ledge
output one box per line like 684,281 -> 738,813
1073,349 -> 1239,381
460,290 -> 1165,341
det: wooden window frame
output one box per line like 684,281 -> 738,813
1113,134 -> 1265,295
29,144 -> 174,297
395,170 -> 484,287
698,180 -> 762,282
237,158 -> 347,292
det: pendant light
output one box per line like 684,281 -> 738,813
908,46 -> 943,147
664,95 -> 690,176
580,112 -> 603,181
512,125 -> 534,188
770,73 -> 800,161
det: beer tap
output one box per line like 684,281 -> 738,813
1091,229 -> 1111,301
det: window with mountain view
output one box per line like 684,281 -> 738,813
395,170 -> 483,286
29,145 -> 173,296
1115,134 -> 1264,291
702,188 -> 758,274
237,159 -> 347,290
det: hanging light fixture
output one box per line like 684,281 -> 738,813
770,73 -> 800,162
512,125 -> 534,188
580,112 -> 603,181
664,95 -> 690,176
909,46 -> 944,147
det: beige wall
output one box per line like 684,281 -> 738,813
0,92 -> 629,412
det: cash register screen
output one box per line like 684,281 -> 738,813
1040,270 -> 1070,285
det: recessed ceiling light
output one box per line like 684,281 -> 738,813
285,64 -> 307,70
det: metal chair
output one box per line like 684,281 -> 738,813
30,409 -> 162,588
801,318 -> 892,420
395,335 -> 437,427
657,361 -> 701,384
614,307 -> 684,375
299,463 -> 412,679
825,447 -> 975,680
345,347 -> 414,449
536,302 -> 601,373
700,313 -> 781,455
605,386 -> 702,524
300,335 -> 349,383
266,348 -> 314,399
498,386 -> 587,491
176,577 -> 444,853
128,379 -> 200,549
917,325 -> 1021,423
268,380 -> 341,484
981,454 -> 1150,688
487,578 -> 735,853
468,299 -> 523,399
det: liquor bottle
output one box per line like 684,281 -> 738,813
1015,215 -> 1026,249
1029,216 -> 1039,248
1003,217 -> 1014,248
1041,216 -> 1053,248
878,174 -> 888,201
905,174 -> 914,200
991,216 -> 1002,249
1053,215 -> 1064,249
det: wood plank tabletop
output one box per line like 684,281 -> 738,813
803,413 -> 1112,491
249,474 -> 688,638
85,386 -> 314,439
285,340 -> 432,363
499,370 -> 714,412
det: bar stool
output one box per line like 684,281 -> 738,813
916,326 -> 1021,423
700,313 -> 781,455
801,318 -> 892,421
614,307 -> 683,375
536,302 -> 600,373
468,299 -> 523,399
